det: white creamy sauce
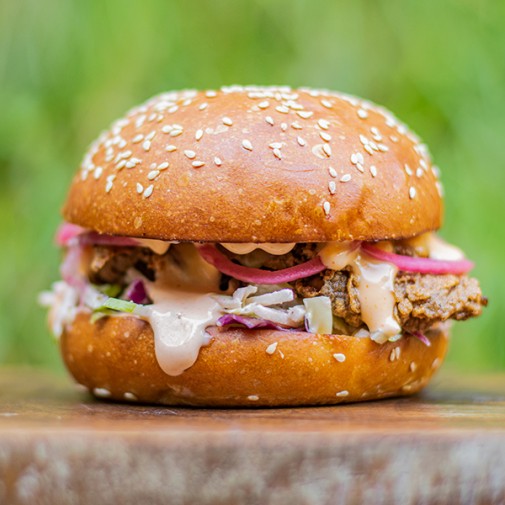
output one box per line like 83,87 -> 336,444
319,241 -> 358,270
136,238 -> 172,255
320,242 -> 401,343
426,234 -> 464,261
404,232 -> 464,261
132,244 -> 223,376
220,242 -> 295,255
136,288 -> 221,376
353,255 -> 401,343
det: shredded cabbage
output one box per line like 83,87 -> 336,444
214,286 -> 306,328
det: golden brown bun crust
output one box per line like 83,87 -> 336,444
63,87 -> 443,242
61,312 -> 448,407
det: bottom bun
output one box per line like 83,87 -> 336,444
61,312 -> 449,407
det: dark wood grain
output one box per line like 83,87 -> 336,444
0,367 -> 504,505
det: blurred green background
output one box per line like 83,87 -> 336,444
0,0 -> 503,372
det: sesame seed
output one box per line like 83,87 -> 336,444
195,129 -> 204,141
336,390 -> 349,397
291,121 -> 303,130
132,134 -> 144,143
370,165 -> 377,177
265,116 -> 274,126
356,163 -> 365,173
116,160 -> 127,170
184,150 -> 196,159
165,145 -> 177,152
405,164 -> 413,176
328,167 -> 337,178
395,346 -> 401,359
410,362 -> 417,372
389,349 -> 396,362
145,131 -> 156,141
320,132 -> 331,142
333,353 -> 346,362
158,162 -> 169,170
378,144 -> 389,152
359,134 -> 369,145
214,157 -> 222,166
222,117 -> 233,126
409,186 -> 416,199
269,142 -> 283,149
416,168 -> 423,178
93,388 -> 111,398
364,144 -> 374,155
266,342 -> 278,355
192,160 -> 205,168
357,109 -> 368,119
136,183 -> 144,194
198,102 -> 208,111
242,139 -> 253,151
126,159 -> 139,169
321,99 -> 333,108
297,110 -> 313,119
247,395 -> 259,401
143,185 -> 154,198
351,153 -> 359,165
390,135 -> 399,143
318,119 -> 330,130
297,136 -> 306,147
93,166 -> 103,179
420,159 -> 428,169
323,144 -> 332,157
258,100 -> 270,109
273,148 -> 282,160
205,90 -> 217,98
105,180 -> 114,193
281,122 -> 288,131
340,174 -> 352,183
275,105 -> 289,114
323,201 -> 331,215
161,125 -> 172,134
170,129 -> 183,137
328,181 -> 336,194
148,170 -> 160,180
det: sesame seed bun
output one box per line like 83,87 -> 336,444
63,86 -> 443,242
61,312 -> 448,406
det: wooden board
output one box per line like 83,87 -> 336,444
0,367 -> 504,505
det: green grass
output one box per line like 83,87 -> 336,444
1,0 -> 503,371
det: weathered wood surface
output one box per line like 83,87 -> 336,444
0,367 -> 504,505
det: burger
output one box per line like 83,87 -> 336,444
40,86 -> 486,406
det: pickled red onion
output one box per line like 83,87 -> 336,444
56,222 -> 138,247
55,223 -> 85,246
361,243 -> 474,275
198,244 -> 326,284
77,232 -> 138,247
412,331 -> 431,347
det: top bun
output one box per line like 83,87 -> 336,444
63,86 -> 443,242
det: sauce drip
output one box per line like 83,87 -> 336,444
319,242 -> 401,343
220,242 -> 295,255
137,288 -> 221,376
353,255 -> 400,343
